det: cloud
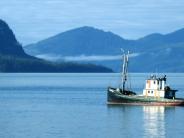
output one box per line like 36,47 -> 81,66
36,54 -> 62,61
64,55 -> 122,61
36,53 -> 140,62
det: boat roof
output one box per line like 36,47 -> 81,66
147,74 -> 166,81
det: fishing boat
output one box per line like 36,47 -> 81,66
107,51 -> 184,106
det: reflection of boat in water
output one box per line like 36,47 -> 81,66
143,106 -> 167,138
107,51 -> 184,106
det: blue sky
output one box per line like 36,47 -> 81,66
0,0 -> 184,45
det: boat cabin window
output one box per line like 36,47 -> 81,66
151,91 -> 153,94
154,81 -> 155,84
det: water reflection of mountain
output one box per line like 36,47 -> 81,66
143,106 -> 175,138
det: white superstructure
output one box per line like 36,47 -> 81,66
143,75 -> 176,99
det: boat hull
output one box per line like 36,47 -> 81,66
107,87 -> 184,106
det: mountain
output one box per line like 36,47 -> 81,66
0,20 -> 112,73
0,19 -> 29,57
25,26 -> 135,56
24,26 -> 184,72
136,29 -> 184,51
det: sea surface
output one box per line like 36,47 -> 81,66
0,73 -> 184,138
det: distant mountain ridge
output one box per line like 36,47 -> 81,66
25,26 -> 134,56
24,26 -> 184,72
137,28 -> 184,49
0,20 -> 112,72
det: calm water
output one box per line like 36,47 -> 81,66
0,73 -> 184,138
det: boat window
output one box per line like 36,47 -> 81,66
148,91 -> 150,93
154,81 -> 155,84
151,91 -> 153,94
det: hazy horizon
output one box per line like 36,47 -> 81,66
1,0 -> 184,45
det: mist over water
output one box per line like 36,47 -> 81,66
0,73 -> 184,138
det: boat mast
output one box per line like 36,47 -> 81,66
122,51 -> 129,91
